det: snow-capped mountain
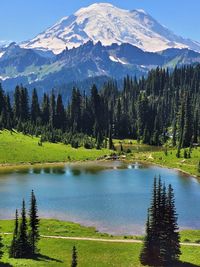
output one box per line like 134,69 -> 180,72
21,3 -> 200,54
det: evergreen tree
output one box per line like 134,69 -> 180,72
140,210 -> 153,265
0,84 -> 6,115
182,93 -> 193,147
71,246 -> 78,267
49,92 -> 56,129
18,199 -> 30,258
56,94 -> 66,130
20,87 -> 29,122
13,86 -> 21,122
163,185 -> 181,264
29,190 -> 40,256
5,94 -> 13,130
140,177 -> 181,266
31,89 -> 40,124
108,126 -> 114,150
70,88 -> 81,133
41,93 -> 50,125
176,147 -> 181,158
9,209 -> 19,258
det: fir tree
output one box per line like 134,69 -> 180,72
49,92 -> 56,129
31,89 -> 40,124
108,126 -> 114,150
163,185 -> 181,264
56,94 -> 66,130
0,84 -> 6,115
182,93 -> 193,148
18,199 -> 30,258
9,209 -> 19,258
140,177 -> 181,266
71,246 -> 78,267
140,210 -> 153,265
41,93 -> 50,125
29,190 -> 40,256
176,147 -> 181,158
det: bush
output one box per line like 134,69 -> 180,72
84,142 -> 92,149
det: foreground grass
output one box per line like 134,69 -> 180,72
2,237 -> 200,267
0,220 -> 200,266
0,130 -> 110,165
1,236 -> 143,267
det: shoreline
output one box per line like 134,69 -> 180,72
0,218 -> 199,238
136,160 -> 199,179
0,158 -> 198,179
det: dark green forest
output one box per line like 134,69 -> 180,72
0,65 -> 199,149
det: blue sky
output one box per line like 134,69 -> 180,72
1,0 -> 199,43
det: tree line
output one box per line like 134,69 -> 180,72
0,64 -> 199,149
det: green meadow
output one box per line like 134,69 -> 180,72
0,219 -> 200,267
0,130 -> 110,165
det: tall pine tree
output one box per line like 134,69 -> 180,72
9,209 -> 19,258
29,190 -> 40,256
140,177 -> 181,266
18,199 -> 30,258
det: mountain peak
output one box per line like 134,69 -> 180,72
21,3 -> 200,54
134,9 -> 147,15
78,2 -> 115,9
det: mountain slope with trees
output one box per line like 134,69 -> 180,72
0,64 -> 199,150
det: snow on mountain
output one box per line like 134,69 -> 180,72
0,40 -> 13,58
109,55 -> 128,65
21,3 -> 200,55
0,40 -> 12,48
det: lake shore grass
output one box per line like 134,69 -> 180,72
0,130 -> 199,178
0,219 -> 200,266
131,147 -> 200,178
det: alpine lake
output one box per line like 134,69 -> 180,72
0,161 -> 199,235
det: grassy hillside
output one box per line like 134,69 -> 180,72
0,130 -> 110,165
0,219 -> 200,266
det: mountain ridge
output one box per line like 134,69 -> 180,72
1,41 -> 200,92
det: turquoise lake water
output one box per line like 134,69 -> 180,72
0,162 -> 199,235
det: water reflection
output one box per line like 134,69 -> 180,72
43,167 -> 51,174
71,169 -> 82,176
128,162 -> 144,169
